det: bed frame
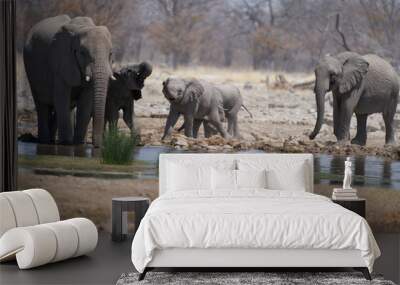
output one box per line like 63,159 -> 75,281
139,153 -> 371,280
141,248 -> 370,280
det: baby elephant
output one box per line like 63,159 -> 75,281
176,115 -> 220,138
162,77 -> 252,139
105,62 -> 152,131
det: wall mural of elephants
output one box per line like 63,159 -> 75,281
24,15 -> 115,147
309,52 -> 399,146
14,4 -> 400,281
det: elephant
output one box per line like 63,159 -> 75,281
23,15 -> 114,147
309,52 -> 399,145
161,77 -> 252,139
105,62 -> 152,132
176,116 -> 219,138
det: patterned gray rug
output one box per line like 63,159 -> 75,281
116,272 -> 396,285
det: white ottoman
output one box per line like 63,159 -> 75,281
0,189 -> 98,269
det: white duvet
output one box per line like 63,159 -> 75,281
131,190 -> 380,273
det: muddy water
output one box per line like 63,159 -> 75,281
18,142 -> 400,190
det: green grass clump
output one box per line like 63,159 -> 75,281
101,125 -> 138,165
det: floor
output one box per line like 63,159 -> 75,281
1,232 -> 399,285
0,232 -> 133,285
374,233 -> 400,284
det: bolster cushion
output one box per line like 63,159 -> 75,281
0,189 -> 60,237
0,218 -> 98,269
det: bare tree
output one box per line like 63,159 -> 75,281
335,13 -> 351,51
147,0 -> 215,69
16,0 -> 400,71
358,0 -> 400,62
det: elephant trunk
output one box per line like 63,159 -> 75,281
309,86 -> 326,140
92,50 -> 112,148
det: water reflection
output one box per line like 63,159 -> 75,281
315,154 -> 400,190
383,162 -> 392,187
354,156 -> 365,186
36,144 -> 95,157
313,156 -> 321,185
18,142 -> 400,190
21,142 -> 172,161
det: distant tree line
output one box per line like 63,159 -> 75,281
17,0 -> 400,71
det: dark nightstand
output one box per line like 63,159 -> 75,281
332,198 -> 366,218
112,197 -> 150,242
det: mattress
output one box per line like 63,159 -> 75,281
131,190 -> 380,273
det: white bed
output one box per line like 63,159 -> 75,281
131,153 -> 380,280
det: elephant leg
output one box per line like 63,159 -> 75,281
209,120 -> 229,139
227,116 -> 234,136
203,121 -> 217,138
226,113 -> 240,138
70,108 -> 76,139
231,115 -> 240,138
203,122 -> 211,138
192,119 -> 202,138
177,122 -> 185,132
74,91 -> 93,144
337,112 -> 352,143
107,108 -> 119,129
333,95 -> 340,138
162,108 -> 180,140
383,110 -> 396,145
122,100 -> 134,132
48,109 -> 57,144
208,111 -> 229,139
351,114 -> 368,146
54,81 -> 73,145
36,103 -> 52,144
184,115 -> 194,137
337,96 -> 356,143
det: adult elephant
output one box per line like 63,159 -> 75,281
24,15 -> 115,147
161,78 -> 252,139
105,62 -> 152,132
309,52 -> 399,145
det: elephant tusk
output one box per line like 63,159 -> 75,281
110,75 -> 116,81
85,76 -> 91,82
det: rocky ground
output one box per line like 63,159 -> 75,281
17,65 -> 400,159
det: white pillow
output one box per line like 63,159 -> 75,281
266,162 -> 307,191
236,169 -> 267,189
167,162 -> 212,191
211,168 -> 237,191
238,159 -> 308,191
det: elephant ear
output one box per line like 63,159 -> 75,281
185,79 -> 204,102
50,27 -> 81,86
338,56 -> 369,94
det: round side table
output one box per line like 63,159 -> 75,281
112,197 -> 150,242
